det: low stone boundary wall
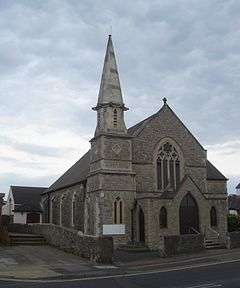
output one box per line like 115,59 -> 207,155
227,231 -> 240,249
0,225 -> 10,245
159,234 -> 204,256
8,223 -> 113,263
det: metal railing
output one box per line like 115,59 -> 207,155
205,226 -> 220,238
188,226 -> 200,234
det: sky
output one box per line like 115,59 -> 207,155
0,0 -> 239,196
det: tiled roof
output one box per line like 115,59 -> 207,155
11,186 -> 47,212
228,194 -> 240,210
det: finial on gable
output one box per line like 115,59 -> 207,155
163,97 -> 167,105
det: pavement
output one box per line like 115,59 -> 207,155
1,244 -> 240,282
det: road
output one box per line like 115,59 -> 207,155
0,259 -> 240,288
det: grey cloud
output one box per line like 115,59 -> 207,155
1,135 -> 73,158
0,0 -> 239,193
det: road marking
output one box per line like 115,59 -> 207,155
0,258 -> 239,283
94,265 -> 118,269
186,283 -> 222,288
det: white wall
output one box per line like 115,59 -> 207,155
14,212 -> 27,224
2,189 -> 14,216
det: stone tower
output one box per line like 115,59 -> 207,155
85,36 -> 136,244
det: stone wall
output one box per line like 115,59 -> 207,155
0,225 -> 10,244
159,234 -> 204,256
8,223 -> 113,263
227,232 -> 240,249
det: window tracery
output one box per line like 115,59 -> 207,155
157,142 -> 181,190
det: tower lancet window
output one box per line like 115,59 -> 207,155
156,142 -> 181,191
97,111 -> 100,127
113,109 -> 118,127
113,197 -> 124,224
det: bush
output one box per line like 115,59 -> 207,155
228,214 -> 240,232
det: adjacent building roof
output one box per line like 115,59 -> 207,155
11,186 -> 47,212
206,160 -> 228,181
228,194 -> 240,211
236,183 -> 240,189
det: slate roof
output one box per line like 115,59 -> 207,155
45,150 -> 90,193
206,160 -> 228,181
236,183 -> 240,189
228,194 -> 240,211
11,186 -> 47,212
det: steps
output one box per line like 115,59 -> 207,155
9,233 -> 47,246
204,236 -> 224,250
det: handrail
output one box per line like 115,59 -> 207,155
208,227 -> 220,237
188,227 -> 200,234
206,226 -> 219,238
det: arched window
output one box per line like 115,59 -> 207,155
59,194 -> 65,226
113,197 -> 123,224
159,207 -> 167,228
113,109 -> 117,127
210,207 -> 217,227
156,142 -> 181,191
50,196 -> 55,224
71,192 -> 76,227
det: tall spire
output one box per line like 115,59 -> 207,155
93,36 -> 128,137
96,35 -> 124,107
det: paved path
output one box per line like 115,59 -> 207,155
1,245 -> 240,283
0,245 -> 95,279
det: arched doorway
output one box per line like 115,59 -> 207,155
179,193 -> 199,234
138,207 -> 145,243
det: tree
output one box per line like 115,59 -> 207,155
228,214 -> 240,232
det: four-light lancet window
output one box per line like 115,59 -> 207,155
156,141 -> 181,191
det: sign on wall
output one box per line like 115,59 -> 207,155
103,224 -> 125,235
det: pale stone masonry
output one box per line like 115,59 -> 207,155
42,35 -> 228,249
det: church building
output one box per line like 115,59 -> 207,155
42,36 -> 228,249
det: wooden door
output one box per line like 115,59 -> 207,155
27,212 -> 40,224
179,194 -> 199,234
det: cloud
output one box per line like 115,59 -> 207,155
0,0 -> 239,195
206,140 -> 240,193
